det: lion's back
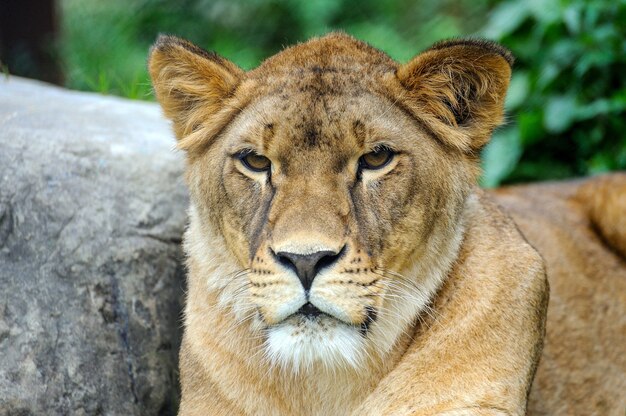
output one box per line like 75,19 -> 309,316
491,174 -> 626,416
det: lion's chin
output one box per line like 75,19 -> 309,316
264,314 -> 366,372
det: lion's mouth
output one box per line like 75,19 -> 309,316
279,301 -> 346,326
295,302 -> 323,318
289,302 -> 377,336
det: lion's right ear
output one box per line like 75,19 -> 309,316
148,35 -> 244,144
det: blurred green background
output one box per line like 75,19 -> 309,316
6,0 -> 626,186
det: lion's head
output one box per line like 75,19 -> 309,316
149,33 -> 512,371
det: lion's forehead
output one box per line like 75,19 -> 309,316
254,69 -> 383,99
229,86 -> 414,158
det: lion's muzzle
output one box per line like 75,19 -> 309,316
272,246 -> 346,291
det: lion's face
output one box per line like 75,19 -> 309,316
149,34 -> 512,371
188,90 -> 470,368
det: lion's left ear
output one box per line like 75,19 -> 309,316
394,39 -> 513,153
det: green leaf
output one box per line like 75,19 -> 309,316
505,72 -> 530,110
480,127 -> 522,187
482,1 -> 531,39
527,0 -> 561,24
563,3 -> 583,34
544,95 -> 578,133
588,152 -> 613,174
518,111 -> 544,145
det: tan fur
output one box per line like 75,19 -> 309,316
493,177 -> 626,415
149,33 -> 625,415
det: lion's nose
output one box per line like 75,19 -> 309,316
274,247 -> 344,291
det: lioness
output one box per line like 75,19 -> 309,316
148,33 -> 626,415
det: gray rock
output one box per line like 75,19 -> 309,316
0,77 -> 187,415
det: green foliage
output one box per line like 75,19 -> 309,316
480,0 -> 626,186
59,0 -> 626,185
59,0 -> 490,99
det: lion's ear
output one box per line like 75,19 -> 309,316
148,35 -> 244,142
395,39 -> 513,153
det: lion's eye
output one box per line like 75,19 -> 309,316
359,147 -> 394,170
239,152 -> 271,172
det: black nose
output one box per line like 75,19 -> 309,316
274,248 -> 343,291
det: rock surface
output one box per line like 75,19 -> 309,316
0,77 -> 187,415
